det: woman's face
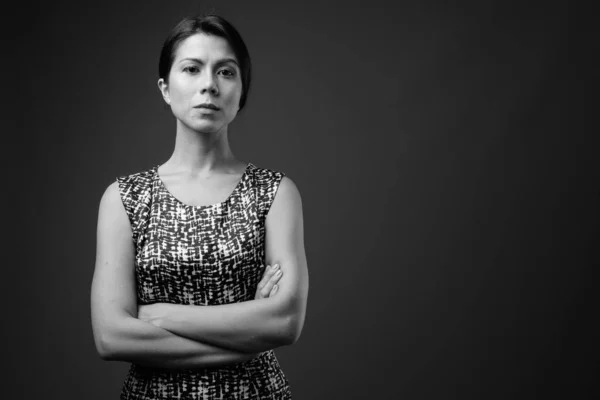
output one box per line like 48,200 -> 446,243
158,33 -> 242,134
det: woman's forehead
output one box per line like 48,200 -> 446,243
174,33 -> 237,63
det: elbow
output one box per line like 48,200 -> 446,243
280,313 -> 305,346
92,311 -> 136,361
95,332 -> 117,361
275,297 -> 306,346
93,327 -> 122,361
97,346 -> 114,361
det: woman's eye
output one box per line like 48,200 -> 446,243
219,69 -> 235,77
183,66 -> 199,73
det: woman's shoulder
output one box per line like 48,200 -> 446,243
249,162 -> 286,183
248,163 -> 301,218
114,165 -> 157,202
116,164 -> 156,184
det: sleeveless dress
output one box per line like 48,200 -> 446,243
115,162 -> 292,400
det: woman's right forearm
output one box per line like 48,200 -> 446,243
99,316 -> 258,369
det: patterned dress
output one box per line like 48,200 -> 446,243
115,162 -> 292,400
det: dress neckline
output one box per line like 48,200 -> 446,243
153,162 -> 253,209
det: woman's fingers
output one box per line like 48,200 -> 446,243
260,264 -> 282,298
255,264 -> 283,299
256,264 -> 274,291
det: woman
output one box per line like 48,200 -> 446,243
91,14 -> 309,399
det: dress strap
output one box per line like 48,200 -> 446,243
251,165 -> 286,222
115,169 -> 154,247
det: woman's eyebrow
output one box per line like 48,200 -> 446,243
179,57 -> 239,67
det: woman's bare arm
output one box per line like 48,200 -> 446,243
138,176 -> 309,353
90,181 -> 258,369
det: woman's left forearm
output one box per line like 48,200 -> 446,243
146,297 -> 297,353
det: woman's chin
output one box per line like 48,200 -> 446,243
181,119 -> 224,134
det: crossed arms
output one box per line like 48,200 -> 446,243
90,176 -> 309,369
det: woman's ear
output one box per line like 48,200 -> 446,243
157,78 -> 170,105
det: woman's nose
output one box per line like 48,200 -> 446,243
200,72 -> 219,95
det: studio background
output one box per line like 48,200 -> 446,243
6,0 -> 594,399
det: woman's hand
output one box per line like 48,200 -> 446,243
138,264 -> 282,324
137,264 -> 283,327
255,264 -> 283,300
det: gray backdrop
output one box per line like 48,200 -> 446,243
6,0 -> 594,399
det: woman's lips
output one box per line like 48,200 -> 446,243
194,104 -> 220,110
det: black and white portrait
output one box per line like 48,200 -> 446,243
5,0 -> 592,399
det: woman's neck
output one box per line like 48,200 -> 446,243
166,121 -> 238,175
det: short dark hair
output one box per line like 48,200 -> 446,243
159,14 -> 252,111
